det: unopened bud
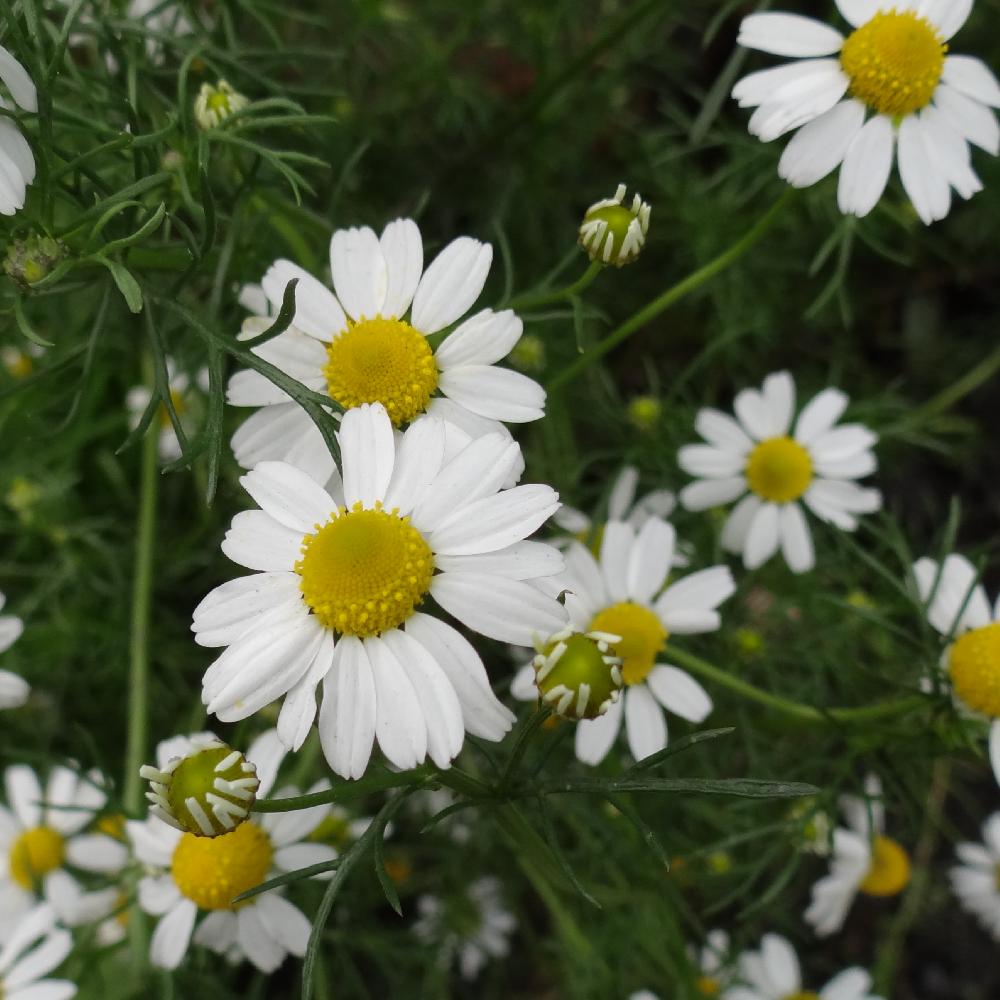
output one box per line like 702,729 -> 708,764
578,183 -> 650,267
194,80 -> 249,130
532,628 -> 624,720
3,233 -> 66,290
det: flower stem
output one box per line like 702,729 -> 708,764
508,261 -> 602,312
547,190 -> 795,392
667,645 -> 926,725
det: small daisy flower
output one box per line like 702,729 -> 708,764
723,932 -> 882,1000
126,358 -> 209,462
732,2 -> 1000,223
194,80 -> 249,130
805,775 -> 911,937
678,371 -> 881,574
0,591 -> 28,710
949,813 -> 1000,939
690,929 -> 733,996
0,903 -> 76,1000
0,765 -> 127,941
1,343 -> 44,380
913,552 -> 1000,760
578,183 -> 651,266
128,729 -> 335,972
0,44 -> 37,217
228,218 -> 544,482
412,876 -> 516,981
546,517 -> 734,765
194,403 -> 565,778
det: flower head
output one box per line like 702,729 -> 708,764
526,627 -> 624,720
578,183 -> 650,266
194,80 -> 249,130
0,43 -> 38,216
679,372 -> 881,574
950,813 -> 1000,939
732,2 -> 1000,223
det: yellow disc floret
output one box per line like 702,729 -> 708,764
859,835 -> 911,897
171,821 -> 273,911
783,994 -> 820,1000
696,978 -> 720,997
745,437 -> 813,504
323,316 -> 438,426
949,622 -> 1000,718
9,827 -> 65,889
589,602 -> 667,685
297,502 -> 434,636
840,11 -> 946,118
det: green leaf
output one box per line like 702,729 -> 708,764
372,818 -> 402,917
231,857 -> 343,905
626,727 -> 735,772
100,258 -> 143,313
541,777 -> 818,798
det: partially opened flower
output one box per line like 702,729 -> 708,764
194,403 -> 566,778
950,813 -> 1000,939
679,371 -> 881,574
805,775 -> 910,937
0,43 -> 37,217
128,729 -> 335,973
0,591 -> 28,709
0,903 -> 76,1000
732,2 -> 1000,223
228,218 -> 545,482
126,358 -> 209,462
578,183 -> 651,267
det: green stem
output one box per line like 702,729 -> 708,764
252,767 -> 432,812
508,261 -> 602,312
499,706 -> 550,792
547,190 -> 794,392
667,646 -> 926,725
124,355 -> 159,814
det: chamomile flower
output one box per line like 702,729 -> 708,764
0,903 -> 76,1000
194,403 -> 565,778
0,591 -> 28,709
913,552 -> 1000,763
732,2 -> 1000,223
678,371 -> 881,574
548,517 -> 734,765
805,775 -> 911,937
949,813 -> 1000,939
128,729 -> 335,972
0,44 -> 37,217
412,877 -> 516,980
723,933 -> 882,1000
0,765 -> 127,941
126,358 -> 209,462
228,218 -> 544,482
690,929 -> 733,996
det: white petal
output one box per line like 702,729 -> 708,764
339,403 -> 395,507
4,929 -> 72,989
239,325 -> 327,382
626,518 -> 675,604
511,663 -> 538,702
261,260 -> 346,342
272,841 -> 336,873
384,416 -> 447,516
921,105 -> 983,200
821,967 -> 873,1000
917,0 -> 972,40
943,56 -> 1000,108
411,237 -> 493,334
913,553 -> 992,634
221,510 -> 303,572
680,477 -> 746,512
838,115 -> 895,218
658,609 -> 721,634
0,670 -> 29,709
149,900 -> 197,970
794,388 -> 849,444
991,720 -> 1000,788
744,503 -> 781,570
607,466 -> 639,519
598,521 -> 634,602
329,226 -> 386,320
319,636 -> 377,780
435,541 -> 564,580
574,696 -> 623,766
624,685 -> 667,762
834,0 -> 879,27
0,46 -> 37,111
65,834 -> 127,874
761,934 -> 800,996
138,875 -> 182,916
898,114 -> 952,225
762,371 -> 796,435
230,403 -> 336,485
721,493 -> 762,553
737,14 -> 844,57
779,503 -> 815,574
779,100 -> 866,187
748,68 -> 850,142
192,572 -> 302,648
240,462 -> 335,533
934,84 -> 1000,154
435,309 -> 522,369
733,59 -> 842,109
733,388 -> 772,440
656,566 -> 735,617
5,765 -> 42,828
255,894 -> 311,958
438,365 -> 545,423
647,666 -> 713,723
813,451 -> 877,480
237,905 -> 286,973
365,635 -> 427,771
0,118 -> 35,185
561,541 -> 608,615
277,631 -> 335,751
380,218 -> 423,317
0,612 -> 23,653
677,445 -> 745,479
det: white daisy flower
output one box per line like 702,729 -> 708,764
949,812 -> 1000,939
913,552 -> 1000,768
412,876 -> 516,980
0,903 -> 76,1000
678,371 -> 881,574
0,591 -> 28,709
128,729 -> 336,973
732,1 -> 1000,224
533,517 -> 733,765
690,929 -> 733,996
805,775 -> 910,937
126,357 -> 209,462
722,932 -> 882,1000
228,218 -> 545,483
194,403 -> 565,778
0,44 -> 37,217
0,765 -> 128,941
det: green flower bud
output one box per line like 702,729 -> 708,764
627,395 -> 662,432
578,184 -> 650,267
532,628 -> 623,720
3,233 -> 66,290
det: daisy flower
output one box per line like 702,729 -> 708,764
228,218 -> 544,482
0,44 -> 37,217
913,552 -> 1000,765
732,1 -> 1000,224
678,371 -> 881,574
0,765 -> 127,941
0,591 -> 28,709
128,729 -> 335,972
541,517 -> 734,765
723,933 -> 882,1000
0,903 -> 76,1000
690,929 -> 733,996
126,358 -> 209,462
950,813 -> 1000,939
194,403 -> 565,778
412,876 -> 516,980
805,775 -> 910,937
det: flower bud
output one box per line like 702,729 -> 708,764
3,233 -> 66,290
194,80 -> 249,130
532,628 -> 623,720
509,334 -> 546,373
578,183 -> 650,267
627,395 -> 661,432
140,738 -> 259,837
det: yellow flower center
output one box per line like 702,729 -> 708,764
296,502 -> 434,637
859,835 -> 911,897
745,437 -> 813,504
323,316 -> 438,426
949,623 -> 1000,718
589,602 -> 667,685
95,814 -> 126,841
9,826 -> 66,890
170,821 -> 272,911
784,994 -> 820,1000
696,977 -> 720,996
840,11 -> 946,118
